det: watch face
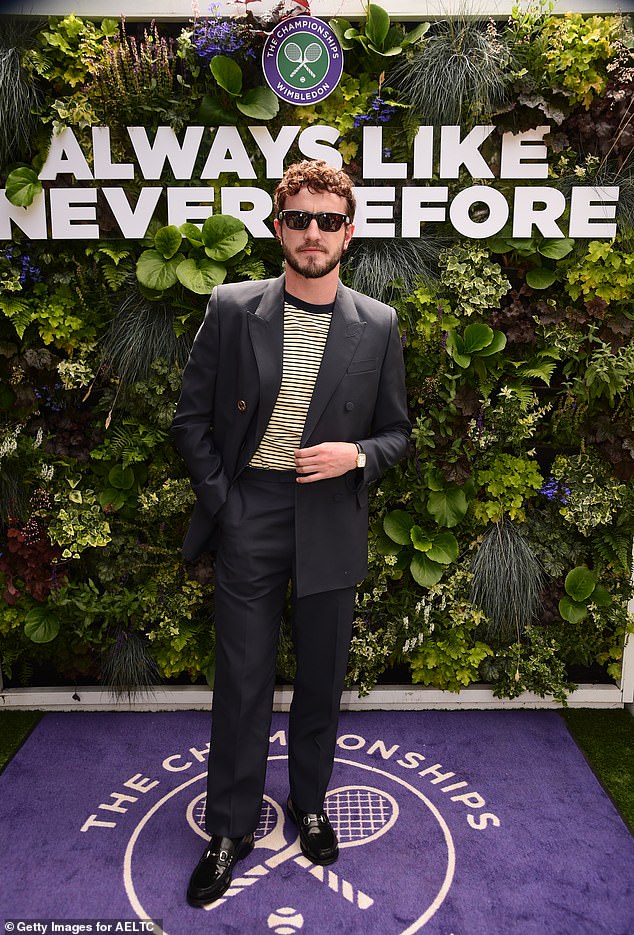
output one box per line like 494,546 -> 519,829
357,452 -> 367,468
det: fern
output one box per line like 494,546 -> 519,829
235,258 -> 266,281
592,531 -> 632,574
0,295 -> 34,339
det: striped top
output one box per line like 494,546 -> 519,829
249,297 -> 332,470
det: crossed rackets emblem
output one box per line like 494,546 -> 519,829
283,41 -> 323,79
186,786 -> 400,912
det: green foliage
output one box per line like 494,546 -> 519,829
46,478 -> 112,560
31,15 -> 119,91
566,241 -> 634,305
136,215 -> 249,296
330,4 -> 428,66
540,13 -> 622,109
439,244 -> 511,317
483,626 -> 576,704
205,55 -> 278,121
474,454 -> 544,523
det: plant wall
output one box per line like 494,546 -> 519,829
0,3 -> 633,701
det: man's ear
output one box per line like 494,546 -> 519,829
273,219 -> 282,242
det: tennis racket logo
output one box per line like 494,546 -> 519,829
284,41 -> 323,79
186,786 -> 399,912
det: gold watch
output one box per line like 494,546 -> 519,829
355,443 -> 366,468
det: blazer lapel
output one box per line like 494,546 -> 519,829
302,282 -> 366,444
248,275 -> 285,447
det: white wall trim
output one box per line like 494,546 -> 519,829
0,681 -> 625,711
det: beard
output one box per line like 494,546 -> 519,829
281,240 -> 345,280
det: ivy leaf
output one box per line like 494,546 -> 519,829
210,55 -> 243,96
176,257 -> 227,294
5,167 -> 43,207
427,488 -> 468,528
24,607 -> 60,643
383,509 -> 414,545
410,553 -> 444,588
201,215 -> 248,261
237,86 -> 280,120
154,225 -> 182,260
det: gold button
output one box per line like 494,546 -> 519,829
237,399 -> 247,412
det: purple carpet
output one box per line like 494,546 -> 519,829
0,710 -> 632,934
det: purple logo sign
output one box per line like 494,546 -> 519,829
262,16 -> 344,106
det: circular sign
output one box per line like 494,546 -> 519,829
262,16 -> 344,106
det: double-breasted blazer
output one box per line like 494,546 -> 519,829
171,274 -> 410,597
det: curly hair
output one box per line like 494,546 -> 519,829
274,159 -> 356,221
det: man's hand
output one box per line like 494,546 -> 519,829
294,442 -> 359,483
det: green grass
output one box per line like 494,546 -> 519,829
0,710 -> 43,773
562,709 -> 634,833
0,710 -> 632,834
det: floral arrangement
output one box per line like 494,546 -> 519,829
0,3 -> 633,701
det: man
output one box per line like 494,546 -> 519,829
171,159 -> 410,907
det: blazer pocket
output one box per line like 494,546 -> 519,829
347,357 -> 377,374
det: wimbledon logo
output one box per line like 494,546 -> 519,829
262,16 -> 344,105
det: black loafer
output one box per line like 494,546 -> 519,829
187,833 -> 254,907
287,796 -> 339,865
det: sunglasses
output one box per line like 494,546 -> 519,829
277,210 -> 351,232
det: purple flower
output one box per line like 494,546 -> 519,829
191,13 -> 256,63
540,477 -> 570,504
353,94 -> 397,127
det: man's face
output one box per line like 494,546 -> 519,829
274,186 -> 354,280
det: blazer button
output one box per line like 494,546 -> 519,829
237,399 -> 247,412
345,401 -> 354,411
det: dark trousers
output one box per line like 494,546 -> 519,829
205,467 -> 356,837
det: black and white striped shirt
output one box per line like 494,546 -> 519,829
249,296 -> 333,470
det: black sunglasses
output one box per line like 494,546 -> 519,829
277,210 -> 351,232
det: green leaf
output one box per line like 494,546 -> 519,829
462,323 -> 494,354
446,331 -> 470,368
154,225 -> 182,260
329,18 -> 355,50
176,257 -> 227,294
180,222 -> 205,246
488,237 -> 512,255
526,267 -> 557,289
427,531 -> 459,565
199,94 -> 237,126
564,565 -> 597,602
478,330 -> 507,357
538,238 -> 574,259
24,606 -> 60,643
210,55 -> 242,96
5,167 -> 43,207
99,488 -> 126,511
383,509 -> 414,545
201,214 -> 248,261
427,488 -> 468,528
108,465 -> 136,490
366,4 -> 390,48
410,553 -> 444,588
591,584 -> 612,608
237,86 -> 280,120
136,249 -> 182,291
402,21 -> 430,46
559,595 -> 589,624
410,525 -> 432,552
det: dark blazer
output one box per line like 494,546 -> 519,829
171,274 -> 410,597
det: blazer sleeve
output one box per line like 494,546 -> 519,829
170,289 -> 230,521
357,307 -> 411,486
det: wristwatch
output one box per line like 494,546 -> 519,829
355,443 -> 366,468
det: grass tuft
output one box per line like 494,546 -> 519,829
470,516 -> 546,642
101,629 -> 161,701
